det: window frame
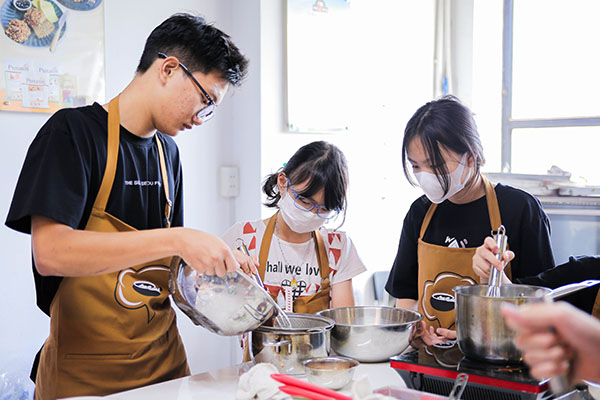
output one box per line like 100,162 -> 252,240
501,0 -> 600,172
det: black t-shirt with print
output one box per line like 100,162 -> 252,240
385,183 -> 556,300
5,102 -> 184,315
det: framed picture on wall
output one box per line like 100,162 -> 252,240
0,0 -> 105,113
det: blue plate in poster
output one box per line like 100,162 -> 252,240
1,0 -> 66,47
56,0 -> 101,11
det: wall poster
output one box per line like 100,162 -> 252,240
0,0 -> 105,113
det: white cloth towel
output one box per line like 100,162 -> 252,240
352,375 -> 396,400
236,363 -> 290,400
236,363 -> 396,400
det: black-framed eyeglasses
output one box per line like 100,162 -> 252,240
157,52 -> 216,123
286,178 -> 339,220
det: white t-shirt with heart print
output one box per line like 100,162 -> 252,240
222,219 -> 366,309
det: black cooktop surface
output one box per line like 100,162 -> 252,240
390,342 -> 549,393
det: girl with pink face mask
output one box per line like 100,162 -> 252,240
222,141 -> 366,315
385,95 -> 555,346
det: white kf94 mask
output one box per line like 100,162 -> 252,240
279,191 -> 325,233
414,153 -> 473,204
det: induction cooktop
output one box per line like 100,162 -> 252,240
390,342 -> 551,400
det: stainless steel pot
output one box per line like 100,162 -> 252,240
454,280 -> 600,364
316,306 -> 422,363
169,256 -> 279,336
250,313 -> 335,375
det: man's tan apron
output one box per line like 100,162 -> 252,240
34,97 -> 189,400
417,177 -> 512,331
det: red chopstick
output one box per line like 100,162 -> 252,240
279,385 -> 337,400
271,373 -> 353,400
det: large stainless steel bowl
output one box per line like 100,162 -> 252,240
169,256 -> 279,336
316,306 -> 422,362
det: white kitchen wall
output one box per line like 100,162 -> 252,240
0,0 -> 478,386
0,0 -> 262,379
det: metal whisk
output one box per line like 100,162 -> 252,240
486,225 -> 508,297
236,238 -> 292,328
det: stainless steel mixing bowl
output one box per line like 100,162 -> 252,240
316,306 -> 422,362
169,256 -> 279,336
303,356 -> 359,390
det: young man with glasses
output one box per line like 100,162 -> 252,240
5,13 -> 248,399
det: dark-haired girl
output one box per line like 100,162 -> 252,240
223,141 -> 365,314
385,96 -> 555,344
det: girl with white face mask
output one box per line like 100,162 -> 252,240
222,141 -> 366,317
385,95 -> 556,347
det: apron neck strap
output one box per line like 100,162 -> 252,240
92,97 -> 121,213
312,229 -> 330,280
154,136 -> 173,228
258,214 -> 278,280
258,212 -> 329,281
419,202 -> 438,240
92,96 -> 173,228
482,176 -> 501,231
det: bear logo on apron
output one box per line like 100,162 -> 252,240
421,271 -> 476,329
115,264 -> 170,323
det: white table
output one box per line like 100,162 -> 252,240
79,362 -> 407,399
63,360 -> 600,400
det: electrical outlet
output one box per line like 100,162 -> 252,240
219,166 -> 240,198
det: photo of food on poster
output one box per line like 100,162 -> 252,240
0,0 -> 105,113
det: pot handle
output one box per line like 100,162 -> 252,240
263,339 -> 292,352
547,280 -> 600,300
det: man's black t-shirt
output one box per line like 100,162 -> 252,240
385,183 -> 556,300
5,102 -> 184,315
